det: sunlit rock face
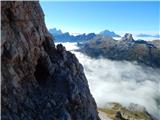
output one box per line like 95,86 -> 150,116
1,1 -> 100,120
78,34 -> 160,68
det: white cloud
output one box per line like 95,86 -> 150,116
58,42 -> 160,119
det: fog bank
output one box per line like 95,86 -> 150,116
57,42 -> 160,118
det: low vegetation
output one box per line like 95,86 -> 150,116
98,102 -> 153,120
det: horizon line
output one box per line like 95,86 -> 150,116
40,0 -> 160,2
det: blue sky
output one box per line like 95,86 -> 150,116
40,1 -> 159,35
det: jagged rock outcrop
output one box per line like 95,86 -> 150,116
115,112 -> 127,120
1,1 -> 100,120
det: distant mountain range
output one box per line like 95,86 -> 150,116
49,28 -> 160,42
49,28 -> 96,42
49,28 -> 63,36
78,33 -> 160,68
99,29 -> 120,37
49,28 -> 121,42
137,34 -> 160,38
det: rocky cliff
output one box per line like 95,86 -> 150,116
1,1 -> 100,120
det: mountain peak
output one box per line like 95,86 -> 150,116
49,28 -> 63,36
99,29 -> 121,37
121,33 -> 134,41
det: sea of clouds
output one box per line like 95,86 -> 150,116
56,42 -> 160,119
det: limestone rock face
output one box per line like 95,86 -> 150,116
1,1 -> 100,120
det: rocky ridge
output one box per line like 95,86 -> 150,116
1,1 -> 100,120
78,34 -> 160,68
49,28 -> 121,43
50,32 -> 96,43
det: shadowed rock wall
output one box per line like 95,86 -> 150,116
1,1 -> 100,120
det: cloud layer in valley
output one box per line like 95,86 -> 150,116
57,42 -> 160,119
